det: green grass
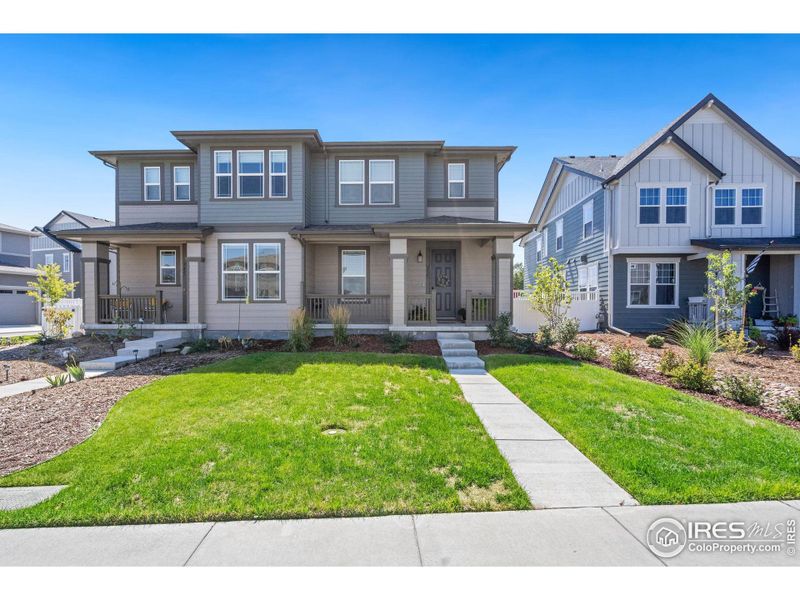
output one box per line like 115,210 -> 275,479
0,352 -> 529,528
485,354 -> 800,505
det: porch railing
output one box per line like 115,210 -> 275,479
98,292 -> 163,324
406,294 -> 436,324
466,292 -> 495,324
305,294 -> 390,324
688,296 -> 709,325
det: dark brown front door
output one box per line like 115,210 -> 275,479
431,249 -> 456,319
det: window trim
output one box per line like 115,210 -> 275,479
253,242 -> 282,301
447,161 -> 467,199
220,242 -> 249,301
625,258 -> 680,309
172,165 -> 191,202
268,149 -> 289,199
542,227 -> 548,258
157,247 -> 180,287
368,159 -> 396,206
555,219 -> 563,251
577,262 -> 599,292
535,236 -> 543,263
237,149 -> 265,199
339,247 -> 369,296
213,150 -> 233,199
338,159 -> 366,206
217,240 -> 286,303
713,185 -> 766,227
582,199 -> 594,239
143,166 -> 162,202
62,253 -> 71,274
635,183 -> 690,227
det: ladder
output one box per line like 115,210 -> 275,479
762,290 -> 779,319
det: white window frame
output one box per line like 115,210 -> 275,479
214,151 -> 233,199
555,219 -> 563,251
45,253 -> 54,265
542,227 -> 548,258
582,199 -> 594,239
62,253 -> 71,273
237,150 -> 265,199
626,258 -> 680,309
173,166 -> 191,202
712,185 -> 766,227
341,249 -> 368,296
269,150 -> 288,199
338,160 -> 365,205
143,166 -> 161,202
577,262 -> 599,293
158,249 -> 178,286
635,183 -> 690,226
368,159 -> 396,205
221,243 -> 249,301
447,162 -> 466,199
253,243 -> 282,301
535,236 -> 543,262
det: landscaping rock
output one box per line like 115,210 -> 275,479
180,346 -> 192,355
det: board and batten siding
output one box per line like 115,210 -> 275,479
611,255 -> 707,332
550,170 -> 602,217
196,142 -> 305,226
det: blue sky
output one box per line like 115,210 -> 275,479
2,34 -> 800,259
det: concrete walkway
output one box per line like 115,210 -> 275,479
1,501 -> 797,566
0,368 -> 109,399
449,369 -> 637,509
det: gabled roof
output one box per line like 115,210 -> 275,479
44,210 -> 114,231
0,222 -> 38,237
32,227 -> 81,253
556,156 -> 621,179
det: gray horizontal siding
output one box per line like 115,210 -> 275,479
1,231 -> 31,255
118,204 -> 199,226
117,158 -> 199,204
612,255 -> 707,332
0,253 -> 30,268
426,155 -> 497,201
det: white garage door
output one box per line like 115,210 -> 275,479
0,288 -> 38,325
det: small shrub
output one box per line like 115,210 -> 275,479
780,395 -> 800,421
672,361 -> 716,393
791,343 -> 800,362
610,346 -> 637,374
513,333 -> 538,354
718,374 -> 764,406
383,332 -> 411,353
287,308 -> 314,352
719,329 -> 751,357
555,317 -> 579,349
570,341 -> 598,361
328,305 -> 350,347
46,373 -> 69,387
240,337 -> 255,350
774,314 -> 799,327
189,337 -> 215,353
658,349 -> 683,376
774,327 -> 800,351
217,336 -> 234,350
645,334 -> 665,349
66,364 -> 85,382
488,312 -> 515,347
668,321 -> 718,366
535,324 -> 554,348
747,326 -> 762,344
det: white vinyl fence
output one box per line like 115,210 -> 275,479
512,290 -> 600,333
41,298 -> 83,337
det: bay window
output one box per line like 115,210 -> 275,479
339,160 -> 365,205
341,249 -> 367,296
369,159 -> 395,205
254,243 -> 281,300
447,162 -> 466,199
269,150 -> 288,198
238,150 -> 264,198
627,260 -> 679,308
214,151 -> 233,199
221,243 -> 248,300
173,166 -> 191,201
143,166 -> 161,201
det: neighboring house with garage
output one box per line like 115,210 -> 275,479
0,223 -> 39,326
31,210 -> 118,299
57,130 -> 531,338
523,93 -> 800,332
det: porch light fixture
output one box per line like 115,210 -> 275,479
417,251 -> 423,263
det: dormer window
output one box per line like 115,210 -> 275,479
448,162 -> 466,199
238,150 -> 264,198
214,151 -> 233,199
143,166 -> 161,201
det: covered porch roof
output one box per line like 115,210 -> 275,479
691,237 -> 800,252
57,222 -> 213,245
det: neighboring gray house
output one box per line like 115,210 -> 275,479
59,131 -> 531,338
31,211 -> 118,299
0,223 -> 38,326
524,93 -> 800,332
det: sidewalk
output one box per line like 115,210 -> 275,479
1,501 -> 797,566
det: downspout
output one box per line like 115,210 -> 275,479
705,180 -> 715,238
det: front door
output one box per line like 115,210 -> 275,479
431,249 -> 456,319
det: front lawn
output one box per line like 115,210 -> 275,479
486,354 -> 800,505
0,352 -> 528,528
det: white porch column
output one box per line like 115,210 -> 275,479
390,237 -> 407,328
186,241 -> 204,324
81,241 -> 110,325
494,237 -> 514,316
794,255 -> 800,318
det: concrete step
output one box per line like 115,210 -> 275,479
80,355 -> 136,371
117,336 -> 184,357
444,356 -> 485,370
437,339 -> 476,350
436,332 -> 471,340
441,348 -> 478,358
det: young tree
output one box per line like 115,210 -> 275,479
513,262 -> 525,290
705,251 -> 756,335
26,264 -> 78,339
527,257 -> 572,333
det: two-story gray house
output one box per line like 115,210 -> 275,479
31,210 -> 118,299
524,94 -> 800,332
0,223 -> 38,326
60,131 -> 531,338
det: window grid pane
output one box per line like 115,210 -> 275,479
215,151 -> 233,198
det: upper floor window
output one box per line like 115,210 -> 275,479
238,150 -> 264,198
45,253 -> 54,265
159,249 -> 178,285
665,187 -> 688,224
555,219 -> 563,251
542,227 -> 548,258
714,188 -> 736,225
173,166 -> 191,201
741,188 -> 764,225
269,150 -> 288,198
143,166 -> 161,201
341,249 -> 367,295
221,243 -> 248,300
448,163 -> 466,199
535,236 -> 543,262
63,253 -> 71,274
214,151 -> 233,199
582,200 -> 594,239
254,243 -> 281,300
339,160 -> 365,205
369,160 -> 395,205
639,188 -> 660,224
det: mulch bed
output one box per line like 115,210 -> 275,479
242,335 -> 442,356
